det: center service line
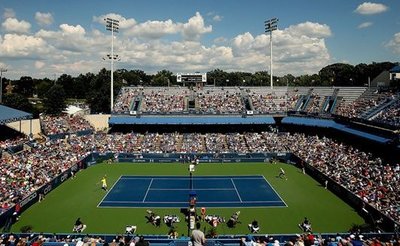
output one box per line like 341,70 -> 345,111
230,178 -> 243,203
142,178 -> 154,202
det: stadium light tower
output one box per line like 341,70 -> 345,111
0,68 -> 7,104
265,18 -> 278,89
105,17 -> 119,112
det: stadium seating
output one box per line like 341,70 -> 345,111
1,86 -> 400,239
112,86 -> 399,129
1,126 -> 399,226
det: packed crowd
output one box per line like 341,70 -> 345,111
0,136 -> 28,151
112,87 -> 400,126
336,91 -> 396,119
141,88 -> 190,114
287,133 -> 400,223
0,231 -> 399,246
0,136 -> 90,214
249,92 -> 299,114
305,94 -> 324,114
240,232 -> 400,246
40,114 -> 94,136
373,101 -> 400,127
113,87 -> 142,114
197,90 -> 244,114
0,233 -> 153,246
1,124 -> 400,225
113,87 -> 190,114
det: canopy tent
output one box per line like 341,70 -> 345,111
63,105 -> 85,116
0,105 -> 32,125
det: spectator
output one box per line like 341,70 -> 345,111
135,236 -> 149,246
191,222 -> 206,246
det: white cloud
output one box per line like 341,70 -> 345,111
59,24 -> 86,35
35,12 -> 54,26
36,24 -> 103,53
0,61 -> 7,68
124,19 -> 180,39
386,32 -> 400,54
214,37 -> 227,43
121,12 -> 211,41
51,60 -> 100,74
1,18 -> 31,33
230,21 -> 331,74
355,2 -> 388,15
3,8 -> 15,19
1,16 -> 332,78
358,22 -> 373,29
286,21 -> 332,38
213,15 -> 223,22
35,61 -> 45,69
233,32 -> 255,51
182,12 -> 212,41
0,33 -> 48,58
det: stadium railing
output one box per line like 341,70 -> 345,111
1,232 -> 398,246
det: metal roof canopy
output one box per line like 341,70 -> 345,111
0,105 -> 32,125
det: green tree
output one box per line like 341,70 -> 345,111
35,80 -> 53,98
14,76 -> 35,97
73,73 -> 93,99
57,74 -> 75,98
252,71 -> 269,86
43,84 -> 66,115
85,69 -> 111,113
207,69 -> 228,86
2,93 -> 33,113
152,70 -> 173,86
319,63 -> 355,86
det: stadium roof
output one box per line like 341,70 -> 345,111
0,105 -> 32,125
283,117 -> 391,143
389,65 -> 400,73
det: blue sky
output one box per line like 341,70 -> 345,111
0,0 -> 399,79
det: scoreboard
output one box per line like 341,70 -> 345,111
177,73 -> 207,83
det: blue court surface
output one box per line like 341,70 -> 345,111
98,175 -> 286,208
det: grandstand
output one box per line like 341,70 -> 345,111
110,86 -> 387,117
1,86 -> 400,246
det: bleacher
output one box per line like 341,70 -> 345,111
141,87 -> 190,114
196,87 -> 243,114
286,87 -> 310,111
371,98 -> 400,126
335,87 -> 367,104
363,95 -> 399,120
247,87 -> 288,114
110,86 -> 400,132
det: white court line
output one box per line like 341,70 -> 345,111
96,175 -> 122,208
149,188 -> 236,191
99,175 -> 286,208
142,178 -> 154,202
230,178 -> 243,202
120,176 -> 265,180
101,200 -> 285,204
262,176 -> 288,207
99,205 -> 286,209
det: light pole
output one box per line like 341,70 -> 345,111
265,18 -> 278,89
105,17 -> 119,112
0,68 -> 7,104
285,77 -> 289,113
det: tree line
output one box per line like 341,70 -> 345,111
0,61 -> 398,115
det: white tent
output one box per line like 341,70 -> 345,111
63,105 -> 85,116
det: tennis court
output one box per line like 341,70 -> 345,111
98,175 -> 286,208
